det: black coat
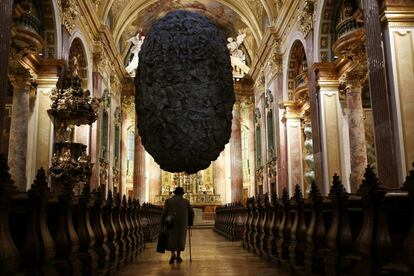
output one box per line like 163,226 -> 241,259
161,195 -> 194,251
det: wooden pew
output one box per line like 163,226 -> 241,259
304,182 -> 330,274
102,190 -> 118,273
213,164 -> 414,275
289,185 -> 307,268
72,182 -> 97,275
268,192 -> 282,263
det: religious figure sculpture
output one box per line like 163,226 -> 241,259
125,30 -> 145,77
227,30 -> 249,78
71,55 -> 80,77
227,31 -> 246,61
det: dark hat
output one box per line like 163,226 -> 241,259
173,186 -> 185,195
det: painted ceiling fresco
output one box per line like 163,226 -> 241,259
129,0 -> 246,36
118,0 -> 249,56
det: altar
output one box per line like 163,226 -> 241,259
155,168 -> 221,206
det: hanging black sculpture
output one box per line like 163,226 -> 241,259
135,10 -> 235,174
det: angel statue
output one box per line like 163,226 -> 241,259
125,29 -> 145,76
227,30 -> 246,61
227,30 -> 250,78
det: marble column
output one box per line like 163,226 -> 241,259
346,77 -> 367,192
230,101 -> 243,202
133,132 -> 146,203
8,70 -> 31,191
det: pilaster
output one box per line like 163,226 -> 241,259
283,101 -> 304,196
315,63 -> 349,194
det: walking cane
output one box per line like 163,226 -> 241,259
188,226 -> 192,263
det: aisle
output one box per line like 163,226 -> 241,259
117,229 -> 289,276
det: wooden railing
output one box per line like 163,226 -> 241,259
214,164 -> 414,275
0,157 -> 162,275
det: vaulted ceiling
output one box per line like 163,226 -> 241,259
95,0 -> 281,64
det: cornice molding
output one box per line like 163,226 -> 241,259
380,7 -> 414,26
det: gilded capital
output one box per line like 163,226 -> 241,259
122,95 -> 135,117
240,96 -> 254,108
110,74 -> 122,95
341,68 -> 367,91
267,50 -> 283,75
57,0 -> 79,34
233,99 -> 242,112
255,69 -> 265,94
93,38 -> 111,78
298,0 -> 315,36
8,63 -> 33,90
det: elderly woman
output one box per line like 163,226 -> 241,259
161,186 -> 194,263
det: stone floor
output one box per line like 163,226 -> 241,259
118,229 -> 289,275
